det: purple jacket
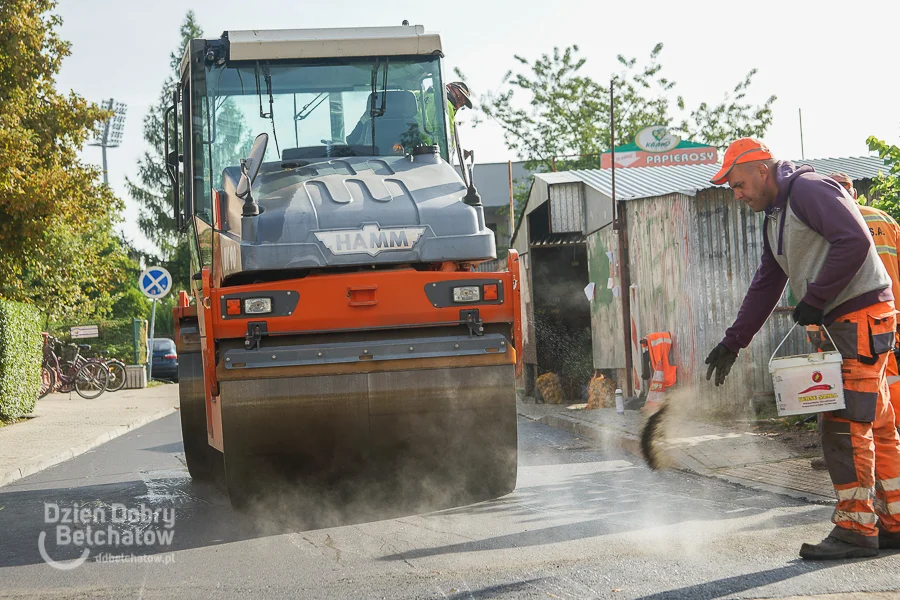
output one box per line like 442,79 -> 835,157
721,161 -> 892,353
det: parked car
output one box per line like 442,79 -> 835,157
151,338 -> 178,382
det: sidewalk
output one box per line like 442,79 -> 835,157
0,384 -> 180,488
517,399 -> 836,503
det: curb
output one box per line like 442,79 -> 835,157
519,408 -> 835,505
0,407 -> 178,488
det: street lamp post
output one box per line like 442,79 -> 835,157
88,98 -> 127,185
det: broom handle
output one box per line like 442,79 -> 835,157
769,323 -> 838,365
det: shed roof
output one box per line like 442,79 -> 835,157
536,156 -> 889,201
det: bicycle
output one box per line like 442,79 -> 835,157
60,343 -> 111,398
96,350 -> 127,392
41,336 -> 109,399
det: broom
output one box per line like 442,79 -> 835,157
640,403 -> 671,471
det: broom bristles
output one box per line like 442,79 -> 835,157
640,403 -> 670,471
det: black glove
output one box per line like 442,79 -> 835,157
705,343 -> 738,387
793,300 -> 824,326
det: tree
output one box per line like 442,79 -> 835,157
0,0 -> 129,320
110,238 -> 151,321
472,44 -> 776,172
866,135 -> 900,222
674,69 -> 776,150
126,12 -> 203,290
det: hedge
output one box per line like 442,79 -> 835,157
50,318 -> 147,364
0,300 -> 42,420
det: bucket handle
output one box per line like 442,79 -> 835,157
769,323 -> 838,365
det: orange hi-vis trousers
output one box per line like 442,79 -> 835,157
822,301 -> 900,548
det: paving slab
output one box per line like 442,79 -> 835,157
0,384 -> 180,488
517,399 -> 836,503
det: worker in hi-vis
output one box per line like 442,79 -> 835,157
832,172 -> 900,424
703,138 -> 900,560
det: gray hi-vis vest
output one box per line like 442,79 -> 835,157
765,197 -> 891,314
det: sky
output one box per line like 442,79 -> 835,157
55,0 -> 900,254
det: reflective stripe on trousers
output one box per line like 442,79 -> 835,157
822,302 -> 900,546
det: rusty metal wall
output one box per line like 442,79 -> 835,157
624,194 -> 699,398
692,187 -> 803,410
513,177 -> 549,368
586,226 -> 624,369
549,183 -> 584,233
585,189 -> 802,412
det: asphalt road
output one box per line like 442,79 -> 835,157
0,412 -> 899,599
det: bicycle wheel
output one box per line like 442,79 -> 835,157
106,361 -> 127,392
74,362 -> 109,399
39,366 -> 56,399
58,375 -> 75,393
58,361 -> 77,393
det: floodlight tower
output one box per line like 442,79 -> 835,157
89,98 -> 127,185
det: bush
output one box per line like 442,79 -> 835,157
50,318 -> 147,364
0,300 -> 42,420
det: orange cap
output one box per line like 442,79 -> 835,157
710,137 -> 773,185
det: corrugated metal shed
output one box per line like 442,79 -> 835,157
533,155 -> 889,201
530,232 -> 586,247
573,164 -> 722,200
793,156 -> 889,181
455,161 -> 533,208
586,189 -> 813,411
549,183 -> 584,233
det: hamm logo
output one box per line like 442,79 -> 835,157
314,225 -> 426,257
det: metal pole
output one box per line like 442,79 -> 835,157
507,160 -> 515,244
132,318 -> 140,365
101,98 -> 112,185
101,145 -> 108,185
609,76 -> 634,399
799,108 -> 806,160
610,78 -> 617,231
147,299 -> 157,382
618,202 -> 634,399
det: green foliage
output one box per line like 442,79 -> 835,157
109,239 -> 152,321
50,317 -> 147,364
13,220 -> 136,322
148,294 -> 178,337
126,12 -> 203,285
866,135 -> 900,222
0,300 -> 42,420
471,44 -> 776,171
125,12 -> 243,292
674,69 -> 776,150
0,0 -> 129,320
112,287 -> 151,321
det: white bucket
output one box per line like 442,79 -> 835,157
768,324 -> 845,417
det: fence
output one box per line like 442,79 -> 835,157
50,318 -> 148,365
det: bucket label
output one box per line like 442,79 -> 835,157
771,358 -> 845,416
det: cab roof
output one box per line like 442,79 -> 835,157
227,25 -> 441,61
181,25 -> 441,75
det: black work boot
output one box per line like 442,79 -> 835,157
879,528 -> 900,550
799,536 -> 879,560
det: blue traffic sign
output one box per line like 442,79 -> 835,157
140,266 -> 173,299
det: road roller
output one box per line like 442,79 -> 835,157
166,24 -> 522,515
